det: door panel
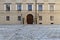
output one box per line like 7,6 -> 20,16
27,14 -> 33,24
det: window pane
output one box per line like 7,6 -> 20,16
18,16 -> 21,21
6,4 -> 10,11
6,16 -> 10,21
17,4 -> 21,11
38,5 -> 42,11
49,4 -> 54,11
28,4 -> 32,11
39,16 -> 42,21
50,16 -> 54,21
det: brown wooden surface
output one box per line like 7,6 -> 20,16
27,14 -> 33,24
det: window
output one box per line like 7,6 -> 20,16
49,3 -> 55,11
6,16 -> 10,21
17,4 -> 21,11
39,16 -> 42,21
5,3 -> 10,11
38,5 -> 43,11
18,16 -> 21,21
50,16 -> 54,21
28,4 -> 32,11
50,5 -> 54,11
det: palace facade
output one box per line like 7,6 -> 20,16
0,0 -> 60,24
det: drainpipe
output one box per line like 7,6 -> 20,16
21,14 -> 24,24
23,18 -> 24,24
35,0 -> 37,24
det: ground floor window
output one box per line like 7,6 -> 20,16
18,16 -> 21,21
6,16 -> 10,21
50,16 -> 54,21
39,16 -> 42,21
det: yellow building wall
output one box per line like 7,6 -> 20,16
0,0 -> 60,24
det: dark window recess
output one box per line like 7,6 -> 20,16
39,23 -> 42,24
18,16 -> 21,21
6,16 -> 10,21
51,23 -> 54,24
6,4 -> 10,11
39,16 -> 42,21
50,16 -> 54,21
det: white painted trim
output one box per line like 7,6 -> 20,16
16,4 -> 23,11
10,4 -> 11,11
4,4 -> 6,10
16,4 -> 17,10
37,4 -> 44,11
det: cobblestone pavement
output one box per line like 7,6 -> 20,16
0,25 -> 60,40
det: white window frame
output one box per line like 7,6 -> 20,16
4,3 -> 11,11
37,3 -> 44,11
27,3 -> 33,11
16,3 -> 23,11
50,16 -> 54,21
48,3 -> 55,11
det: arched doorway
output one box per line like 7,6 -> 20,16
27,14 -> 33,24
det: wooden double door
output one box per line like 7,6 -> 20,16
27,14 -> 33,24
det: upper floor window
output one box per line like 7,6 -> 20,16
49,3 -> 55,11
50,5 -> 54,11
28,4 -> 32,11
5,3 -> 11,11
38,4 -> 43,11
17,3 -> 22,11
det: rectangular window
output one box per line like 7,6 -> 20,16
17,4 -> 21,11
18,16 -> 21,21
6,16 -> 10,21
6,3 -> 10,11
38,5 -> 43,11
28,4 -> 32,11
39,16 -> 42,21
49,3 -> 55,11
50,16 -> 54,21
50,5 -> 54,11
